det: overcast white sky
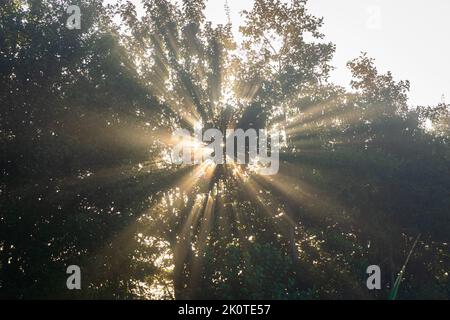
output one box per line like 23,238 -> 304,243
205,0 -> 450,107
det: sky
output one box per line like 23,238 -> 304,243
205,0 -> 450,107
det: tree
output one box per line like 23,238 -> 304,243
1,0 -> 449,299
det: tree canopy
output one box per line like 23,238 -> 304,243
0,0 -> 449,299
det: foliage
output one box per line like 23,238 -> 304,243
0,0 -> 449,299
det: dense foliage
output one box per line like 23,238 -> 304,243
0,0 -> 449,299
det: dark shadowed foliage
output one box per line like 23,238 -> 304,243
0,0 -> 449,299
